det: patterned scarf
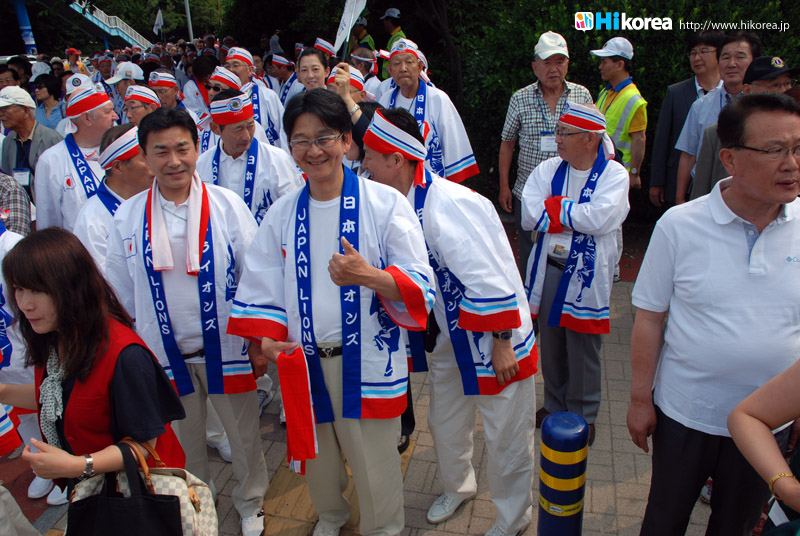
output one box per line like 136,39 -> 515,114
39,348 -> 65,449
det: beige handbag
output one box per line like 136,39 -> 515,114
70,438 -> 218,536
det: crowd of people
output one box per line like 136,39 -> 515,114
0,8 -> 797,536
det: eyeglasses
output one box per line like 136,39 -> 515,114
751,79 -> 797,92
289,133 -> 343,151
124,103 -> 145,113
732,144 -> 800,160
688,47 -> 716,58
204,84 -> 225,92
554,128 -> 584,138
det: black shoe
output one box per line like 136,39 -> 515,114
535,407 -> 550,429
397,434 -> 410,453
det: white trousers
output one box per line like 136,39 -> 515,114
428,334 -> 536,534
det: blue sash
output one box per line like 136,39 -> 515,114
0,221 -> 12,369
388,81 -> 444,176
294,166 -> 361,422
64,134 -> 99,199
200,129 -> 213,153
544,150 -> 608,327
142,188 -> 224,395
96,181 -> 121,216
210,138 -> 258,210
280,73 -> 297,105
411,172 -> 481,394
250,85 -> 278,146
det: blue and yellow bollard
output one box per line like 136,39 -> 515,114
537,411 -> 589,535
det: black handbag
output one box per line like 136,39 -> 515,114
66,442 -> 183,535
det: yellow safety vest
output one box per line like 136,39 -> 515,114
597,83 -> 646,166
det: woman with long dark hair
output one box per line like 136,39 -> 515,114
0,228 -> 185,491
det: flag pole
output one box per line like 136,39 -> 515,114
340,8 -> 358,62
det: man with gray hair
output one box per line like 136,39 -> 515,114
0,86 -> 62,201
34,84 -> 117,230
500,31 -> 593,279
629,92 -> 800,535
521,103 -> 630,445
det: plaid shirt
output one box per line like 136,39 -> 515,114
0,173 -> 31,236
501,81 -> 593,199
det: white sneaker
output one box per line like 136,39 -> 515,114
46,485 -> 68,506
484,523 -> 527,536
426,492 -> 475,524
257,389 -> 274,416
28,475 -> 54,499
207,437 -> 233,463
699,478 -> 712,504
312,521 -> 341,536
241,510 -> 265,536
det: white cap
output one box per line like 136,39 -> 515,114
31,62 -> 52,82
590,37 -> 634,60
535,32 -> 569,60
65,74 -> 93,96
380,8 -> 401,19
355,16 -> 368,26
106,62 -> 145,85
0,86 -> 36,109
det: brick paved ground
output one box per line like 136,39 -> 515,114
17,282 -> 716,535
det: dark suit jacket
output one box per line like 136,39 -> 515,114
650,77 -> 699,206
0,122 -> 63,201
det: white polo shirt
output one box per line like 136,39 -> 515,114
632,178 -> 800,436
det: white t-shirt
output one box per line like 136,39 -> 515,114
632,179 -> 800,436
393,93 -> 415,115
309,196 -> 343,343
157,192 -> 204,359
547,167 -> 591,260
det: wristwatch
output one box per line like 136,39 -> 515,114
81,454 -> 95,480
630,167 -> 639,175
348,103 -> 360,116
492,330 -> 512,340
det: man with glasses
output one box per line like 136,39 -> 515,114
675,31 -> 762,203
521,103 -> 629,447
629,92 -> 800,535
650,31 -> 723,208
692,56 -> 800,199
228,89 -> 434,536
122,85 -> 161,126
